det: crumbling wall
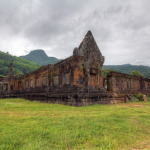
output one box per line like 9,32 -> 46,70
0,31 -> 110,105
107,71 -> 150,94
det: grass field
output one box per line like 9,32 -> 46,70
0,98 -> 150,150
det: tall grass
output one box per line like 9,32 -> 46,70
0,99 -> 150,150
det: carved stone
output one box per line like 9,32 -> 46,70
0,31 -> 150,106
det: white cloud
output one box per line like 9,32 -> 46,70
0,0 -> 150,65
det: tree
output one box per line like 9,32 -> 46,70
130,70 -> 143,77
102,69 -> 115,78
15,72 -> 24,77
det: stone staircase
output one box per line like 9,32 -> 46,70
127,94 -> 139,101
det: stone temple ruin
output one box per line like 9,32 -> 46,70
0,31 -> 150,106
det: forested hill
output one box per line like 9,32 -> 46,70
103,64 -> 150,78
21,49 -> 60,66
0,51 -> 40,76
0,50 -> 150,78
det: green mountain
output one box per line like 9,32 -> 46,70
103,64 -> 150,78
21,50 -> 150,78
21,49 -> 60,65
0,51 -> 40,76
1,50 -> 149,78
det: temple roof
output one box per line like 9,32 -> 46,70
73,30 -> 105,66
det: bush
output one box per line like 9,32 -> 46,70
130,99 -> 139,102
134,93 -> 143,101
130,71 -> 143,77
147,96 -> 150,102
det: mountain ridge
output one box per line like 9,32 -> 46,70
21,50 -> 150,78
0,50 -> 149,78
103,64 -> 150,78
21,49 -> 60,65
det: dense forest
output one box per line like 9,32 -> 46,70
0,51 -> 40,76
21,49 -> 60,65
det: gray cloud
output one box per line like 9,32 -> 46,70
0,0 -> 150,65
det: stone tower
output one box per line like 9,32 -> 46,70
73,31 -> 105,88
8,59 -> 13,77
73,30 -> 105,68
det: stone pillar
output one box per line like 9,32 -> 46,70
142,95 -> 147,102
111,77 -> 117,93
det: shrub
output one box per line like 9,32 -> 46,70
130,71 -> 143,77
147,96 -> 150,102
130,99 -> 139,102
134,93 -> 143,101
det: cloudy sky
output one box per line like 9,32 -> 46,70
0,0 -> 150,65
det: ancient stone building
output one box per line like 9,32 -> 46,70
0,31 -> 150,105
107,71 -> 150,94
0,77 -> 9,95
9,31 -> 105,91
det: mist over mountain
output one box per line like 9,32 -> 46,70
21,49 -> 60,65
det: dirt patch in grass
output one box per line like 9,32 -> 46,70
140,141 -> 150,149
131,140 -> 150,150
0,111 -> 63,117
0,112 -> 33,117
131,104 -> 145,107
125,103 -> 145,107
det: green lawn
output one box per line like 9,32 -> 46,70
0,99 -> 150,150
